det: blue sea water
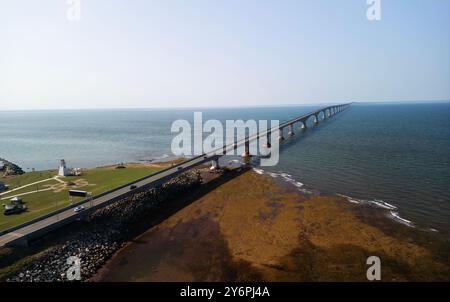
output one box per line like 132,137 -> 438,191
1,102 -> 449,233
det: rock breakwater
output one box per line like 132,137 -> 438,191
3,170 -> 202,282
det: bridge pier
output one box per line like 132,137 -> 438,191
300,121 -> 307,131
264,132 -> 272,148
242,139 -> 251,158
288,124 -> 295,136
210,158 -> 220,170
278,128 -> 285,142
314,115 -> 319,125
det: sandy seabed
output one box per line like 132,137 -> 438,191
94,170 -> 450,282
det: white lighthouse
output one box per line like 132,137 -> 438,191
58,159 -> 70,177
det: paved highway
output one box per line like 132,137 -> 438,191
0,155 -> 214,246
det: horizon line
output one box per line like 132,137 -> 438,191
0,99 -> 449,112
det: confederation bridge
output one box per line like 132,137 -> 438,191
0,103 -> 351,247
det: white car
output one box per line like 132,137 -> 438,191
74,205 -> 85,213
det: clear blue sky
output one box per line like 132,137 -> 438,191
0,0 -> 449,109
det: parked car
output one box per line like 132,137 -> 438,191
3,204 -> 26,215
130,185 -> 138,190
74,205 -> 85,213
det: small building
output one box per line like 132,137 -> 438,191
58,159 -> 70,177
72,168 -> 82,176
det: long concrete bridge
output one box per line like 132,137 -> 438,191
213,102 -> 352,160
0,103 -> 351,247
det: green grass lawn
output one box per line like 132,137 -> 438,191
2,170 -> 56,190
0,179 -> 61,198
0,166 -> 160,231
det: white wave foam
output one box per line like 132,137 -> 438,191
371,199 -> 397,210
279,173 -> 305,189
253,168 -> 311,193
337,194 -> 360,204
252,168 -> 264,175
337,194 -> 397,210
389,211 -> 414,228
338,194 -> 415,228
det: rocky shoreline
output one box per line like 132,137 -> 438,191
94,170 -> 450,282
2,170 -> 202,282
2,166 -> 449,282
0,158 -> 24,177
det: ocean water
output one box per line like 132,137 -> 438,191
1,103 -> 449,233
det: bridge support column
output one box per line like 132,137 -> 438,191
300,122 -> 307,131
314,115 -> 319,125
264,132 -> 272,148
278,128 -> 285,142
242,139 -> 251,158
210,158 -> 220,170
288,124 -> 295,136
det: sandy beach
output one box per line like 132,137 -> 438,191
94,170 -> 450,282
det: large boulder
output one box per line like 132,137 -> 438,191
0,158 -> 24,177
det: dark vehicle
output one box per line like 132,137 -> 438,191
177,166 -> 183,171
130,185 -> 138,190
3,204 -> 26,215
69,190 -> 88,197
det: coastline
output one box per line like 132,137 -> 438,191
252,168 -> 423,232
1,159 -> 449,281
93,169 -> 450,282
